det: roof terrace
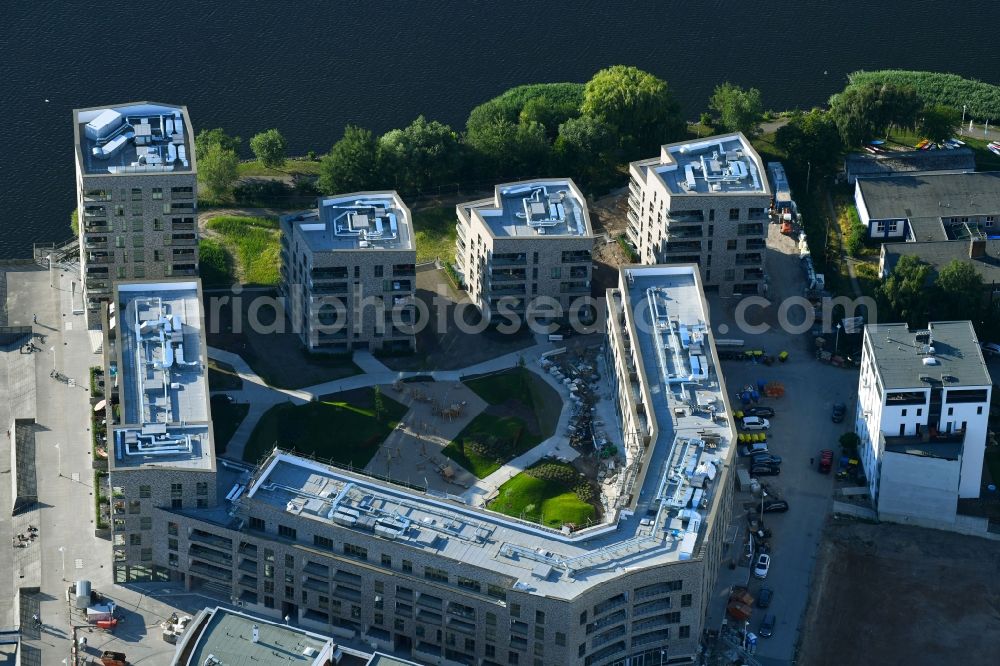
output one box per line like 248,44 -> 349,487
633,132 -> 768,196
462,179 -> 593,239
231,266 -> 733,598
112,281 -> 213,471
74,102 -> 193,175
283,193 -> 414,253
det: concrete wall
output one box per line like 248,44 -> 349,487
877,451 -> 960,523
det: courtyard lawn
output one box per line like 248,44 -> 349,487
413,205 -> 457,264
488,462 -> 596,528
242,388 -> 407,467
237,158 -> 323,178
463,366 -> 562,439
210,395 -> 249,457
441,413 -> 542,478
205,215 -> 281,285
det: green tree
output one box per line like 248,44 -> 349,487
518,95 -> 580,140
878,255 -> 933,326
554,115 -> 617,186
708,83 -> 764,136
249,128 -> 287,169
936,259 -> 984,321
195,127 -> 241,159
829,82 -> 921,146
318,126 -> 380,194
465,117 -> 550,179
466,83 -> 584,137
580,65 -> 684,154
774,109 -> 843,175
378,116 -> 462,192
198,143 -> 240,199
919,104 -> 962,143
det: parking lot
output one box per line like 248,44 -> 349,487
704,222 -> 862,664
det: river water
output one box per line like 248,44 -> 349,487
3,0 -> 999,258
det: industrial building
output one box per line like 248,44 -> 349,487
73,103 -> 198,326
854,321 -> 992,524
280,193 -> 416,353
100,280 -> 217,584
455,180 -> 596,322
626,133 -> 772,297
854,171 -> 1000,242
127,264 -> 734,666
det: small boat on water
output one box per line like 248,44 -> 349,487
989,144 -> 1000,156
915,139 -> 930,149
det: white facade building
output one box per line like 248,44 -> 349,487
855,321 -> 992,523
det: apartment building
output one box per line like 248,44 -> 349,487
137,264 -> 734,666
455,180 -> 596,322
101,280 -> 217,584
73,102 -> 198,326
627,132 -> 771,297
855,321 -> 992,524
280,193 -> 416,353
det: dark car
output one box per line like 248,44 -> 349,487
831,403 -> 846,423
744,406 -> 775,418
756,587 -> 773,609
762,499 -> 789,513
750,465 -> 780,477
759,613 -> 776,638
750,454 -> 782,466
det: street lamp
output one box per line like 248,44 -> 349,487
835,323 -> 842,355
962,104 -> 967,127
58,546 -> 66,581
54,443 -> 62,478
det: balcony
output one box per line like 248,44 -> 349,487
189,544 -> 233,567
562,250 -> 592,264
629,180 -> 642,199
86,280 -> 110,293
83,207 -> 108,218
171,235 -> 198,246
188,530 -> 232,550
85,223 -> 112,233
303,577 -> 329,593
560,282 -> 590,294
490,283 -> 525,295
492,253 -> 526,266
170,266 -> 198,276
627,209 -> 639,228
333,585 -> 362,602
456,222 -> 468,242
83,191 -> 111,202
238,558 -> 257,573
490,270 -> 525,282
745,238 -> 766,251
87,252 -> 113,265
742,268 -> 765,280
662,241 -> 702,254
85,238 -> 109,250
667,211 -> 705,224
189,561 -> 232,583
171,221 -> 195,231
735,253 -> 763,266
882,428 -> 965,460
238,574 -> 258,588
385,280 -> 412,293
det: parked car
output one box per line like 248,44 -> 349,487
753,553 -> 771,579
819,449 -> 834,473
759,613 -> 776,638
750,453 -> 782,466
750,465 -> 780,477
762,499 -> 789,513
744,406 -> 775,418
831,403 -> 846,423
756,587 -> 773,608
739,443 -> 769,457
741,416 -> 771,431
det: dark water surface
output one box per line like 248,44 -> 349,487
3,0 -> 999,257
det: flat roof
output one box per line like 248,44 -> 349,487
179,607 -> 334,666
112,281 -> 214,471
632,132 -> 769,196
865,321 -> 991,390
283,193 -> 414,252
844,148 -> 975,178
461,179 -> 594,239
882,239 -> 1000,283
236,266 -> 733,599
858,172 -> 1000,221
74,102 -> 194,176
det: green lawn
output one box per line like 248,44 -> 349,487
463,367 -> 562,438
488,462 -> 596,528
412,205 -> 457,264
205,216 -> 281,285
237,158 -> 323,178
207,359 -> 243,391
210,395 -> 250,456
242,388 -> 407,467
441,413 -> 541,478
199,238 -> 237,287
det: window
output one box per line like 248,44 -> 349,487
579,611 -> 587,625
550,267 -> 561,279
168,553 -> 178,567
978,406 -> 984,415
152,188 -> 163,200
130,534 -> 142,546
488,583 -> 506,600
285,585 -> 294,599
167,522 -> 178,536
375,265 -> 383,277
314,535 -> 333,550
948,407 -> 954,416
681,594 -> 692,607
128,501 -> 141,514
533,252 -> 539,263
264,596 -> 274,609
140,548 -> 152,561
153,250 -> 162,262
278,524 -> 297,540
394,618 -> 405,632
902,409 -> 907,416
679,625 -> 691,639
285,554 -> 295,568
486,644 -> 496,658
425,566 -> 449,583
168,538 -> 178,551
344,543 -> 368,560
171,498 -> 182,509
248,517 -> 265,531
510,603 -> 521,618
196,482 -> 208,496
508,651 -> 519,665
729,208 -> 740,220
131,188 -> 143,201
534,626 -> 544,640
535,610 -> 545,625
555,632 -> 566,647
381,554 -> 392,567
170,483 -> 183,497
578,643 -> 586,657
917,409 -> 922,416
139,485 -> 151,498
457,576 -> 480,592
354,266 -> 360,278
374,612 -> 384,625
726,239 -> 737,250
133,266 -> 145,278
139,517 -> 152,530
402,559 -> 412,573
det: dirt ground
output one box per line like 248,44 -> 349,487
588,190 -> 633,292
797,520 -> 1000,666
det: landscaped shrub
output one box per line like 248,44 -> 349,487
845,70 -> 1000,122
232,180 -> 294,206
